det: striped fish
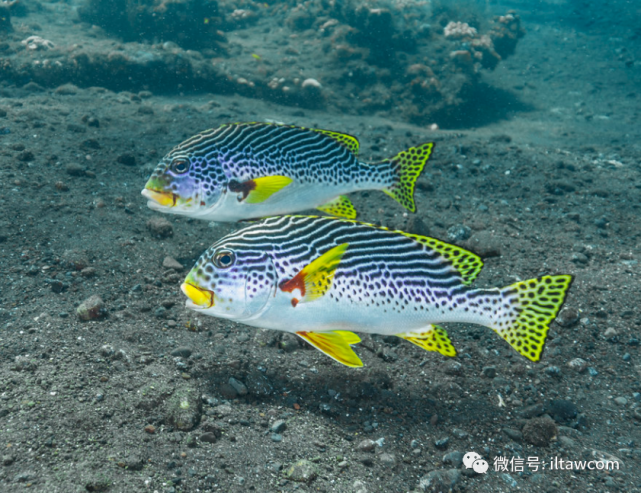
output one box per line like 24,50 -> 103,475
142,122 -> 433,222
181,216 -> 573,367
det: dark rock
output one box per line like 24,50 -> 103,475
199,432 -> 218,444
164,384 -> 202,431
503,428 -> 523,442
17,150 -> 35,162
357,439 -> 376,452
522,416 -> 558,447
171,347 -> 192,358
271,420 -> 287,434
279,332 -> 299,352
517,403 -> 546,419
65,163 -> 86,176
482,366 -> 497,378
434,437 -> 449,450
228,377 -> 248,396
76,295 -> 106,321
146,217 -> 173,238
447,224 -> 471,242
556,307 -> 580,327
546,400 -> 578,422
442,451 -> 464,468
418,469 -> 461,492
245,370 -> 274,396
443,361 -> 463,376
464,231 -> 502,258
117,153 -> 137,166
284,459 -> 318,483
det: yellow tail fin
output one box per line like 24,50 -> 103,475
494,275 -> 573,361
382,142 -> 434,212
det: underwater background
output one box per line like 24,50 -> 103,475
0,0 -> 640,491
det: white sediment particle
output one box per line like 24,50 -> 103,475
21,36 -> 55,51
301,78 -> 322,89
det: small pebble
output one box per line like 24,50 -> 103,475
163,256 -> 183,270
228,377 -> 248,396
482,366 -> 496,378
614,397 -> 628,406
567,358 -> 588,373
442,451 -> 464,467
544,365 -> 561,377
146,217 -> 174,238
434,437 -> 449,450
171,347 -> 193,358
357,439 -> 376,453
271,420 -> 287,434
556,307 -> 580,327
446,224 -> 471,242
76,295 -> 105,321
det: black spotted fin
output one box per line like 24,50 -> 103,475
382,142 -> 434,213
229,176 -> 293,204
397,325 -> 457,357
279,243 -> 349,306
308,128 -> 360,155
296,330 -> 363,367
317,195 -> 357,219
399,232 -> 483,285
493,275 -> 573,361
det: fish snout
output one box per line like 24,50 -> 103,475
142,187 -> 176,207
181,281 -> 215,308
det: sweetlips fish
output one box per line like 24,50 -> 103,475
142,122 -> 433,221
180,216 -> 573,367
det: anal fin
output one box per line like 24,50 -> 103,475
317,195 -> 357,219
296,331 -> 363,367
397,325 -> 457,357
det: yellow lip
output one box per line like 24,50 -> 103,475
142,188 -> 176,207
181,282 -> 215,308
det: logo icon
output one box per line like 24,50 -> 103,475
463,451 -> 489,474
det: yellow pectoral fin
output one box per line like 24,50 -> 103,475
397,325 -> 457,357
279,243 -> 349,304
317,195 -> 357,219
245,176 -> 293,204
296,331 -> 363,367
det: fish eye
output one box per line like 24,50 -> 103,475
170,158 -> 190,174
214,250 -> 235,269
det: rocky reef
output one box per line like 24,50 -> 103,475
0,0 -> 525,127
79,0 -> 227,51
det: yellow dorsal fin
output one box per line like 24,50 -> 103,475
399,232 -> 483,285
317,195 -> 357,219
308,128 -> 359,155
296,331 -> 363,367
241,176 -> 293,204
279,243 -> 349,305
397,325 -> 457,357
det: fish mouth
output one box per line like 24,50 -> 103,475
142,188 -> 177,208
181,282 -> 215,309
